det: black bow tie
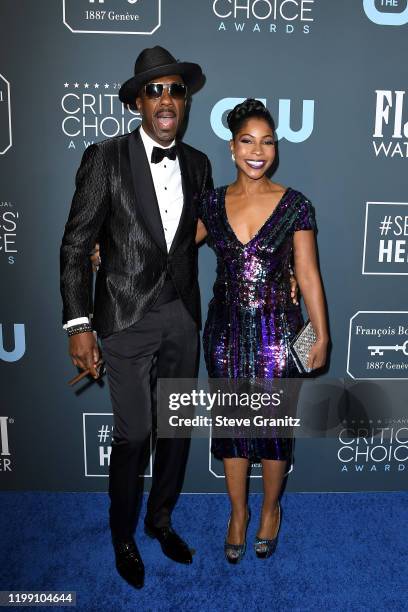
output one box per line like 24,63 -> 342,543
151,145 -> 177,164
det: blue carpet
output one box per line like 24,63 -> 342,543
0,492 -> 406,611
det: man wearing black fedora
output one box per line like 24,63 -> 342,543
60,46 -> 213,589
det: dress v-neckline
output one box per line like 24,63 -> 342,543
221,185 -> 291,247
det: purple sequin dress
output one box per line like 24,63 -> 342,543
200,186 -> 317,461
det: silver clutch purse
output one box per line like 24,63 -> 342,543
290,319 -> 317,373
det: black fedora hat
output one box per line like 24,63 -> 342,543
119,46 -> 203,105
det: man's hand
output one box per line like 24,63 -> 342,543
69,332 -> 101,379
290,272 -> 299,305
90,243 -> 101,272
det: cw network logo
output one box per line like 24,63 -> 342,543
211,97 -> 314,142
363,0 -> 408,26
0,324 -> 26,362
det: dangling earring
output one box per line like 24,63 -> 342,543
231,153 -> 236,162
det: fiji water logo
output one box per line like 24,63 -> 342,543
0,324 -> 26,362
363,0 -> 408,25
373,90 -> 408,158
211,97 -> 314,143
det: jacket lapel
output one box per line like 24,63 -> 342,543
169,142 -> 194,255
128,128 -> 167,253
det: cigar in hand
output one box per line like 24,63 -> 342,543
68,360 -> 105,386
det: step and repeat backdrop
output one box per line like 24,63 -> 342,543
1,0 -> 407,493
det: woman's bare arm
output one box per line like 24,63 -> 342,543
293,229 -> 329,369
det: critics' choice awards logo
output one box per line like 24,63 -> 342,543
373,90 -> 408,158
363,0 -> 408,26
347,312 -> 408,379
211,97 -> 314,142
337,423 -> 407,474
0,416 -> 12,472
63,0 -> 161,35
212,0 -> 315,34
0,74 -> 12,155
0,202 -> 19,265
61,81 -> 141,150
83,413 -> 152,477
363,202 -> 408,275
0,324 -> 26,363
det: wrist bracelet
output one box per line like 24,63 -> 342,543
67,323 -> 93,337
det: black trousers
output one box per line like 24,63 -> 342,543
101,296 -> 199,541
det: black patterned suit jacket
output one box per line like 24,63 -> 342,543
60,127 -> 213,336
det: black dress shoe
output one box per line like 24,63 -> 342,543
113,539 -> 145,589
144,523 -> 193,564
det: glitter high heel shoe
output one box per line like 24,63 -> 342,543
224,508 -> 250,564
254,501 -> 281,559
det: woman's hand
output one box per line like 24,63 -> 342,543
307,338 -> 328,371
90,243 -> 101,272
196,219 -> 208,244
289,272 -> 299,305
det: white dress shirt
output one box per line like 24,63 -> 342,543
64,126 -> 184,329
139,125 -> 184,251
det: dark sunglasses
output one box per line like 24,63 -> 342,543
144,82 -> 187,100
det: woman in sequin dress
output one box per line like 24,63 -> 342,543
196,99 -> 329,562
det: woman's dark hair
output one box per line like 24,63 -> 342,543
227,98 -> 275,138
